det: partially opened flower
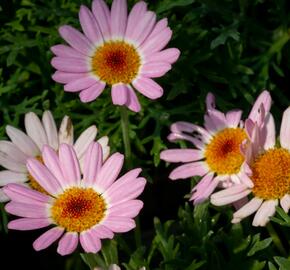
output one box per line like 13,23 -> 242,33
160,91 -> 271,204
0,111 -> 109,202
51,0 -> 180,112
211,107 -> 290,227
4,143 -> 146,255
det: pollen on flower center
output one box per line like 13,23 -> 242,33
51,187 -> 106,232
252,148 -> 290,200
204,128 -> 247,175
28,156 -> 49,195
91,41 -> 141,85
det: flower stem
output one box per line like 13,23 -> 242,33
266,222 -> 287,256
120,106 -> 142,248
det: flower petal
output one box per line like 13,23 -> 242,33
25,112 -> 48,151
5,201 -> 49,218
57,232 -> 79,256
108,199 -> 143,218
79,81 -> 106,102
145,48 -> 180,64
0,141 -> 28,164
8,218 -> 50,230
80,230 -> 102,253
59,25 -> 93,55
280,107 -> 290,150
110,0 -> 127,38
52,71 -> 87,84
0,171 -> 27,186
111,84 -> 128,105
64,76 -> 98,92
281,194 -> 290,213
169,162 -> 208,180
51,57 -> 90,73
102,216 -> 135,233
252,199 -> 278,227
42,111 -> 59,150
160,149 -> 203,163
225,110 -> 242,128
51,44 -> 84,58
141,62 -> 171,78
125,86 -> 141,112
133,77 -> 163,99
33,227 -> 64,251
58,116 -> 74,145
6,125 -> 39,156
92,0 -> 111,40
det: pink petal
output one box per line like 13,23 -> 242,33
206,92 -> 216,110
111,84 -> 128,105
129,11 -> 156,45
104,177 -> 146,206
145,48 -> 180,64
25,112 -> 48,150
140,28 -> 172,55
102,216 -> 135,233
125,86 -> 141,112
59,25 -> 93,55
211,187 -> 251,206
263,114 -> 275,150
51,57 -> 90,73
27,158 -> 62,195
33,227 -> 64,251
110,0 -> 127,38
4,183 -> 50,204
280,107 -> 290,150
59,144 -> 81,186
42,145 -> 67,189
94,153 -> 124,192
91,224 -> 114,239
5,201 -> 49,218
192,177 -> 219,204
8,218 -> 50,230
51,44 -> 84,58
58,116 -> 74,145
0,141 -> 28,164
57,232 -> 79,256
64,76 -> 98,92
79,82 -> 106,102
92,0 -> 111,40
225,110 -> 242,128
133,77 -> 163,99
207,109 -> 227,131
169,161 -> 208,180
6,125 -> 39,157
0,152 -> 26,172
42,111 -> 58,150
141,62 -> 171,78
232,197 -> 263,223
74,125 -> 98,159
210,184 -> 248,199
0,170 -> 27,186
125,1 -> 147,39
252,200 -> 277,227
80,230 -> 102,253
83,142 -> 103,186
108,199 -> 143,218
52,71 -> 87,84
248,90 -> 271,123
160,149 -> 203,163
79,5 -> 103,44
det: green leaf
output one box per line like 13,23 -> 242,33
156,0 -> 194,13
247,237 -> 272,256
274,257 -> 290,270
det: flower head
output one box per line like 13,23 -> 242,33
0,111 -> 109,202
211,107 -> 290,226
160,91 -> 271,204
4,142 -> 146,255
51,0 -> 180,112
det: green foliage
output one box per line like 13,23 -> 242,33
1,0 -> 290,269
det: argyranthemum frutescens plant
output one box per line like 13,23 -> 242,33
160,90 -> 271,204
51,0 -> 180,111
4,142 -> 146,255
0,110 -> 109,202
211,106 -> 290,227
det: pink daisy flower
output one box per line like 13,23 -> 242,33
0,111 -> 109,202
160,91 -> 272,204
211,107 -> 290,227
4,142 -> 146,255
51,0 -> 180,112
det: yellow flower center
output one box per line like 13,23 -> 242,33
204,128 -> 247,175
91,41 -> 141,85
51,187 -> 106,232
28,156 -> 49,195
252,148 -> 290,200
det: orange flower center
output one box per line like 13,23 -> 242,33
252,148 -> 290,200
51,187 -> 106,232
92,41 -> 141,85
204,128 -> 247,175
28,156 -> 49,195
